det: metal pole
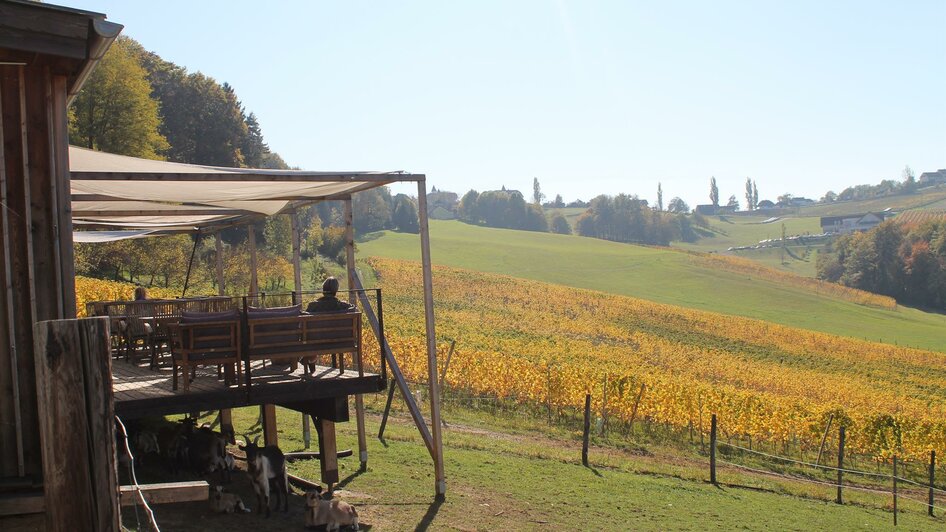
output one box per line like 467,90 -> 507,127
582,393 -> 591,466
215,231 -> 225,296
417,179 -> 446,498
345,199 -> 368,469
930,450 -> 936,517
893,455 -> 898,526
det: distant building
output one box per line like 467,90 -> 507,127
919,169 -> 946,186
695,204 -> 717,215
789,197 -> 816,207
820,212 -> 892,234
757,200 -> 776,209
716,205 -> 737,214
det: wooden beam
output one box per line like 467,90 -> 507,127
262,403 -> 278,447
316,418 -> 339,485
0,492 -> 43,516
344,199 -> 369,468
34,317 -> 120,531
215,232 -> 225,296
417,179 -> 446,498
71,171 -> 424,183
248,224 -> 259,297
291,211 -> 302,293
119,481 -> 209,506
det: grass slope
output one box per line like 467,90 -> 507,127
795,186 -> 946,217
358,220 -> 946,352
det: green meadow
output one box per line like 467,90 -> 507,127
357,220 -> 946,352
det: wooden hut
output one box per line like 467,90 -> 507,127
0,2 -> 445,528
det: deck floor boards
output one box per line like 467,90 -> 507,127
111,351 -> 383,418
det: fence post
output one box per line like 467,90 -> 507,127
378,379 -> 397,440
893,455 -> 898,526
816,414 -> 834,465
582,393 -> 591,466
930,450 -> 936,517
601,374 -> 609,436
710,414 -> 717,485
836,426 -> 846,504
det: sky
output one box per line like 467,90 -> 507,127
69,0 -> 945,208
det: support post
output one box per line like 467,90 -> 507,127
893,455 -> 898,526
417,179 -> 446,498
262,404 -> 278,447
248,223 -> 259,298
710,413 -> 717,485
582,393 -> 591,466
378,378 -> 397,440
291,211 -> 311,448
34,317 -> 120,531
181,230 -> 201,298
836,426 -> 845,504
930,450 -> 936,517
215,231 -> 225,296
315,418 -> 339,486
344,199 -> 368,469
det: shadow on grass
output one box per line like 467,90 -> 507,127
336,467 -> 365,490
414,499 -> 444,532
585,464 -> 603,477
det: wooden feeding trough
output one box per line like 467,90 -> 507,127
0,2 -> 446,529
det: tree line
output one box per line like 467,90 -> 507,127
817,219 -> 946,310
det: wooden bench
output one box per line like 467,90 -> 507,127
168,310 -> 242,392
246,311 -> 363,377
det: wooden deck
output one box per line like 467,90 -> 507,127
112,356 -> 385,419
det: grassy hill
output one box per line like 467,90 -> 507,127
357,220 -> 946,352
795,186 -> 946,217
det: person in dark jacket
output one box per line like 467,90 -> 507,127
306,277 -> 355,313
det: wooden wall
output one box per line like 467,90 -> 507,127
0,60 -> 76,481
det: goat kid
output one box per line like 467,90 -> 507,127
189,424 -> 230,482
305,486 -> 359,531
209,485 -> 250,514
239,435 -> 288,517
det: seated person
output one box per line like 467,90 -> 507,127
306,277 -> 355,313
133,286 -> 149,301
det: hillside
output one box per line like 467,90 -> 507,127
357,220 -> 946,352
795,186 -> 946,217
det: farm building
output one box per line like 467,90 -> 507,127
919,169 -> 946,186
0,1 -> 445,529
820,212 -> 893,234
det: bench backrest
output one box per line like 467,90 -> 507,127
246,311 -> 362,358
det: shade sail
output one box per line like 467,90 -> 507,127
72,229 -> 166,243
69,146 -> 424,230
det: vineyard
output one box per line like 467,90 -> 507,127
75,276 -> 180,317
366,257 -> 946,463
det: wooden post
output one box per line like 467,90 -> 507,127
893,455 -> 898,526
315,418 -> 339,486
215,232 -> 225,296
601,374 -> 608,436
815,414 -> 834,465
34,317 -> 120,531
930,450 -> 936,517
836,426 -> 845,504
219,409 -> 234,444
262,404 -> 278,447
290,211 -> 312,449
629,383 -> 646,435
582,393 -> 591,466
378,378 -> 397,440
438,340 -> 455,427
417,179 -> 446,498
248,223 -> 259,297
344,199 -> 369,469
710,414 -> 717,485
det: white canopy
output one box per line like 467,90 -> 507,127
70,146 -> 423,230
72,229 -> 167,243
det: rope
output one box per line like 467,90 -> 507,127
116,415 -> 160,532
718,441 -> 893,479
718,459 -> 893,496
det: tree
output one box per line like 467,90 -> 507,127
70,37 -> 169,159
727,195 -> 739,209
902,165 -> 917,193
458,190 -> 480,222
552,194 -> 565,208
533,178 -> 545,205
745,177 -> 754,211
668,197 -> 689,214
821,191 -> 838,203
550,212 -> 571,234
752,180 -> 759,210
391,194 -> 419,233
657,183 -> 664,212
709,177 -> 719,207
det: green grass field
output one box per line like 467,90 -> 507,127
794,187 -> 946,217
357,220 -> 946,352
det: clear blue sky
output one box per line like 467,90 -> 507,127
70,0 -> 945,208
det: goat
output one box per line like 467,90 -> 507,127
238,435 -> 288,517
305,486 -> 358,531
156,418 -> 192,474
209,485 -> 250,514
188,424 -> 230,482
